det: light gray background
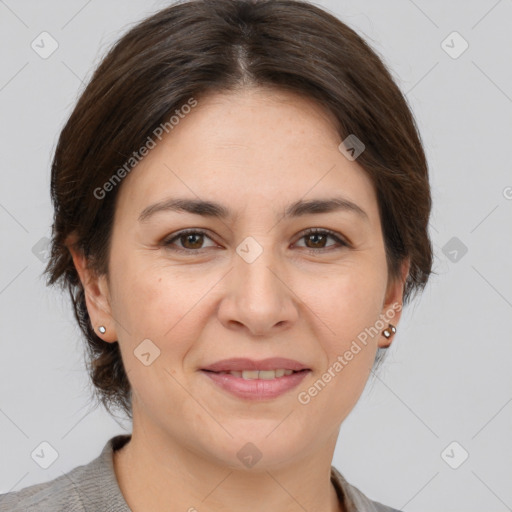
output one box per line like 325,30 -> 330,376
1,1 -> 511,510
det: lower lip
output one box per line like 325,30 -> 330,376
200,370 -> 310,400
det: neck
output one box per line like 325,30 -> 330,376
113,424 -> 345,512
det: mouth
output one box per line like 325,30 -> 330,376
200,357 -> 311,373
201,368 -> 309,380
200,367 -> 311,400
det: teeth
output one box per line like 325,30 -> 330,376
217,369 -> 297,379
243,370 -> 261,379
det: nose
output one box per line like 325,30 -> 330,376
217,239 -> 299,337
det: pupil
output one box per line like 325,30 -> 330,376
184,234 -> 202,248
308,233 -> 325,248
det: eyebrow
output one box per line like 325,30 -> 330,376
138,196 -> 369,223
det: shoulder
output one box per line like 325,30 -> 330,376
0,463 -> 92,512
0,434 -> 132,512
368,502 -> 403,512
331,465 -> 403,512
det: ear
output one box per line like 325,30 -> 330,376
66,234 -> 118,343
378,258 -> 410,349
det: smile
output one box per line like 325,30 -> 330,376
200,369 -> 311,400
213,369 -> 298,379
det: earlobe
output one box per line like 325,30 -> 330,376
379,258 -> 410,348
66,237 -> 117,343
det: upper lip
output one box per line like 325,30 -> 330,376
201,358 -> 310,372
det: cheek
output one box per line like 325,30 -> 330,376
294,262 -> 385,403
110,264 -> 205,411
111,252 -> 208,341
295,271 -> 381,420
298,261 -> 386,341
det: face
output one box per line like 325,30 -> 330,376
73,87 -> 408,469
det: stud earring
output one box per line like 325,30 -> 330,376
382,323 -> 396,339
98,326 -> 106,334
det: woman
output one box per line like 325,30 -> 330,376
0,0 -> 432,510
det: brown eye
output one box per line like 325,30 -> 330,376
162,228 -> 349,255
304,232 -> 329,249
296,228 -> 349,252
179,232 -> 205,250
163,229 -> 216,253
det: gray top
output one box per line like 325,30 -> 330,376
0,435 -> 402,512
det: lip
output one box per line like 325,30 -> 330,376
200,357 -> 310,372
201,369 -> 311,400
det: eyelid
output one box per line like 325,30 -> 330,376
162,227 -> 350,253
162,228 -> 219,251
296,227 -> 351,249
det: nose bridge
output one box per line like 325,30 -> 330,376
219,232 -> 296,334
234,233 -> 282,301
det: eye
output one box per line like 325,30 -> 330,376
295,228 -> 350,252
162,229 -> 217,253
162,228 -> 350,254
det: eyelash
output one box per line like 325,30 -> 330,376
162,228 -> 350,255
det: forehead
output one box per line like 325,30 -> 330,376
114,88 -> 379,226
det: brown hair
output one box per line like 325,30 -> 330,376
44,0 -> 433,420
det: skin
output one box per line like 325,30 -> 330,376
69,86 -> 409,512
